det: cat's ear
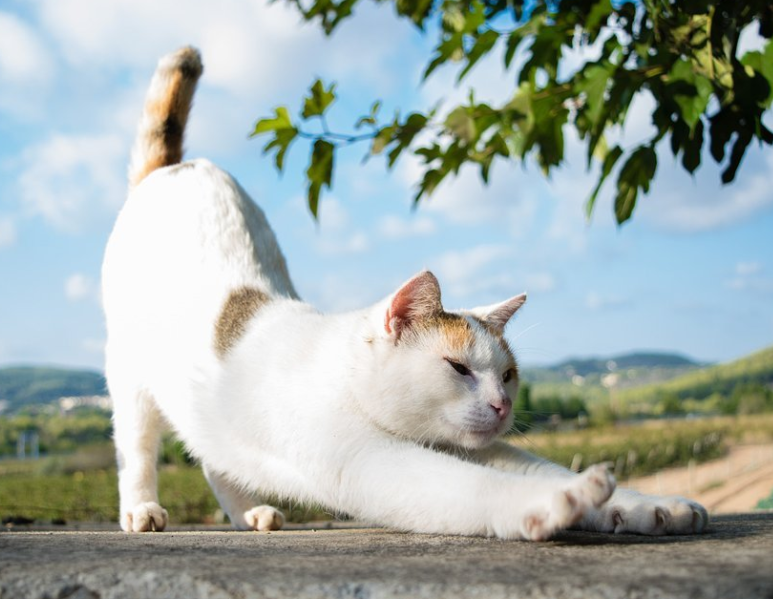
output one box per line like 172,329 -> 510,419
469,293 -> 527,334
384,270 -> 443,341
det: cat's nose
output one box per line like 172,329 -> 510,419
489,396 -> 512,420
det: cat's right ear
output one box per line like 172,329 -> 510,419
384,271 -> 442,342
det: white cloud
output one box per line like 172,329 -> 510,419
0,12 -> 53,85
736,262 -> 762,277
725,261 -> 773,294
0,216 -> 16,248
431,244 -> 516,298
18,134 -> 126,231
309,273 -> 383,314
289,197 -> 371,256
414,159 -> 540,230
379,214 -> 436,239
524,272 -> 557,294
36,0 -> 412,99
316,197 -> 351,231
638,149 -> 773,233
585,292 -> 631,311
312,230 -> 371,256
81,338 -> 106,355
65,273 -> 98,302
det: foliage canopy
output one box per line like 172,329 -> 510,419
252,0 -> 773,223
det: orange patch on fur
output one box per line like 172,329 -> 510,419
214,287 -> 268,358
405,312 -> 474,351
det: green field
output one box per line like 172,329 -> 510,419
0,443 -> 333,525
3,414 -> 773,526
2,348 -> 772,526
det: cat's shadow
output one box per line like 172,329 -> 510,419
552,513 -> 771,546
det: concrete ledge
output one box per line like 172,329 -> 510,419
1,513 -> 771,599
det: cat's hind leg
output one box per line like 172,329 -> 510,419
202,464 -> 284,531
111,382 -> 169,532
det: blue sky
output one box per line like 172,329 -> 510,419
0,0 -> 772,372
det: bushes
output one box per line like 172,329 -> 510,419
509,419 -> 731,480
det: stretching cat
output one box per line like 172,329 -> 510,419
102,46 -> 708,539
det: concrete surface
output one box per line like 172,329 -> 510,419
1,513 -> 772,599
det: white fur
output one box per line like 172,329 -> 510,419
102,48 -> 708,539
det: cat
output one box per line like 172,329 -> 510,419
102,46 -> 708,539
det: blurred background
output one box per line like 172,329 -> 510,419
1,0 -> 772,526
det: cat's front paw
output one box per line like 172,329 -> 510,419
523,464 -> 616,541
121,501 -> 168,532
589,490 -> 708,535
244,505 -> 285,531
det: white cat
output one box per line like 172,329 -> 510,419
102,46 -> 708,539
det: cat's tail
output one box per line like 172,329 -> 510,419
128,46 -> 203,189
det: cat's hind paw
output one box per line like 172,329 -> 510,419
594,493 -> 708,535
523,464 -> 616,541
121,502 -> 168,533
244,505 -> 285,531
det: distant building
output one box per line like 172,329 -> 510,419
58,395 -> 112,413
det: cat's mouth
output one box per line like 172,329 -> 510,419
463,424 -> 503,443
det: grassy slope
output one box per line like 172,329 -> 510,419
616,345 -> 773,406
0,367 -> 106,412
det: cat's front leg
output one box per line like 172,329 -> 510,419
330,438 -> 615,540
511,463 -> 616,541
581,488 -> 708,535
464,440 -> 709,535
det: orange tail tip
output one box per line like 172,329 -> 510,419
128,46 -> 203,189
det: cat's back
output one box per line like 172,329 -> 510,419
102,158 -> 296,361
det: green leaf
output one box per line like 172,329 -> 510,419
681,119 -> 704,174
424,33 -> 464,80
251,106 -> 294,136
356,100 -> 382,129
445,107 -> 476,143
614,146 -> 657,224
504,17 -> 542,69
669,59 -> 712,130
442,5 -> 465,32
302,80 -> 337,119
414,168 -> 446,203
586,145 -> 623,220
371,125 -> 396,155
577,64 -> 613,130
458,29 -> 499,82
251,107 -> 298,172
721,129 -> 752,184
264,128 -> 298,172
306,140 -> 335,218
584,0 -> 614,39
741,40 -> 773,107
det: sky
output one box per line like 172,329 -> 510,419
0,0 -> 772,372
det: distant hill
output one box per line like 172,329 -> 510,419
617,345 -> 773,406
548,352 -> 701,377
521,351 -> 704,393
0,367 -> 106,414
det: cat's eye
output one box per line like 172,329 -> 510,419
445,358 -> 472,377
503,369 -> 514,383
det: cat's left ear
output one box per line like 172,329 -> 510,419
468,293 -> 527,334
384,270 -> 443,342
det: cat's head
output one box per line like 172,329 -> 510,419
364,270 -> 526,449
